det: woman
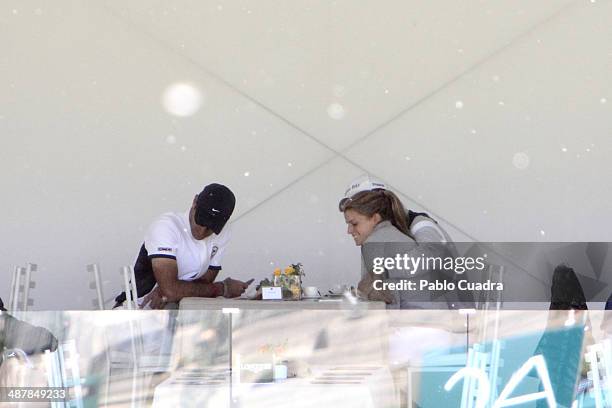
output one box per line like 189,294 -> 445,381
340,189 -> 421,308
340,190 -> 459,406
339,174 -> 457,249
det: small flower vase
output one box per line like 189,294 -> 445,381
271,264 -> 304,301
285,274 -> 301,301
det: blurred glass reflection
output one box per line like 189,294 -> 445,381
1,308 -> 611,407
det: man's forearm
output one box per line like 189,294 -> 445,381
198,268 -> 221,284
161,280 -> 224,302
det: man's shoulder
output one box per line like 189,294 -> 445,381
146,212 -> 188,240
151,212 -> 185,228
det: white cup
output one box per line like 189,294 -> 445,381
303,286 -> 319,298
331,284 -> 348,294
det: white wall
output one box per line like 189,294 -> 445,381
1,0 -> 610,309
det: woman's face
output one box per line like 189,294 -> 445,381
344,209 -> 381,246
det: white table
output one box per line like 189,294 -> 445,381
175,297 -> 390,369
153,365 -> 397,408
179,297 -> 386,310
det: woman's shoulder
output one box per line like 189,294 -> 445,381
365,221 -> 415,243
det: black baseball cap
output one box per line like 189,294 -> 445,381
195,183 -> 236,234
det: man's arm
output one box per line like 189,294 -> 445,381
152,258 -> 224,302
198,268 -> 221,284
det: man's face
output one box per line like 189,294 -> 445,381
190,199 -> 214,240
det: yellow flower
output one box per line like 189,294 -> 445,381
285,266 -> 295,275
273,268 -> 281,276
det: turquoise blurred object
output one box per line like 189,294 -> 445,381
416,325 -> 585,408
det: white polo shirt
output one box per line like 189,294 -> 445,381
145,211 -> 231,281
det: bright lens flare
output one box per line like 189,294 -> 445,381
161,82 -> 203,117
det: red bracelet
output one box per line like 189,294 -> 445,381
212,282 -> 224,297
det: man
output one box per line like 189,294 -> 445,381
114,183 -> 251,309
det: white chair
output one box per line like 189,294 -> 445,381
101,266 -> 176,407
44,340 -> 84,408
8,265 -> 24,311
9,263 -> 37,313
87,264 -> 105,311
23,263 -> 37,312
584,338 -> 612,408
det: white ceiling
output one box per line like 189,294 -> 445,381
99,0 -> 577,149
91,0 -> 611,241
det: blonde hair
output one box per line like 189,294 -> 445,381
341,190 -> 411,237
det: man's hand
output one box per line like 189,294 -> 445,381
223,278 -> 253,298
141,286 -> 167,310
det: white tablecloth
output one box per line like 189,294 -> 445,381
179,297 -> 386,310
153,366 -> 397,408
